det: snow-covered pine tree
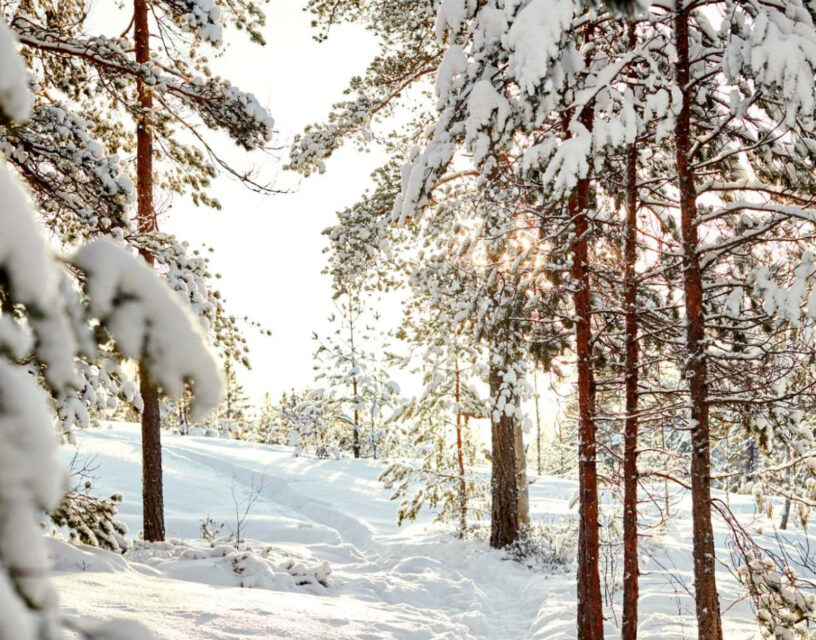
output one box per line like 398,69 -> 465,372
392,3 -> 626,634
276,388 -> 339,458
243,392 -> 287,444
4,0 -> 273,542
50,488 -> 128,554
223,358 -> 251,421
383,278 -> 489,535
297,0 -> 541,551
313,292 -> 398,459
381,377 -> 486,533
215,356 -> 251,437
0,18 -> 222,636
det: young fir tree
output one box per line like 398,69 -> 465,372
277,388 -> 339,458
216,356 -> 251,438
313,293 -> 398,459
381,358 -> 487,535
243,392 -> 287,444
383,261 -> 491,535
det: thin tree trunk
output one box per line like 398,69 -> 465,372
621,118 -> 640,640
780,467 -> 793,530
455,367 -> 468,537
661,423 -> 670,518
674,8 -> 723,640
489,364 -> 519,549
135,0 -> 164,543
534,370 -> 543,476
514,418 -> 530,528
780,497 -> 792,531
349,311 -> 361,459
352,379 -> 360,459
745,439 -> 757,485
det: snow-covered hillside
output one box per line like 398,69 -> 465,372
52,423 -> 786,639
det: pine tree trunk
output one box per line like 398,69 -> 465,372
349,311 -> 361,459
621,136 -> 640,640
780,467 -> 792,530
352,381 -> 360,459
534,371 -> 543,476
455,368 -> 468,537
674,8 -> 723,640
570,174 -> 604,640
780,498 -> 792,531
514,420 -> 530,528
140,363 -> 165,541
489,364 -> 519,549
745,439 -> 757,484
134,0 -> 165,543
563,22 -> 604,638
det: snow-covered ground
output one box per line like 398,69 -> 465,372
51,423 -> 788,639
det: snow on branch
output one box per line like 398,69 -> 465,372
160,0 -> 224,45
0,18 -> 32,123
73,239 -> 224,420
0,362 -> 64,639
11,18 -> 273,150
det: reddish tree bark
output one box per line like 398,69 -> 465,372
559,30 -> 604,631
674,8 -> 723,640
139,363 -> 164,541
135,0 -> 165,543
570,174 -> 604,640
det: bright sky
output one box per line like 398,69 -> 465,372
94,1 -> 564,438
159,3 -> 383,402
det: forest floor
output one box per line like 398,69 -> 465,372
51,422 -> 800,639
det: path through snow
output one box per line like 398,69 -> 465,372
52,423 -> 771,639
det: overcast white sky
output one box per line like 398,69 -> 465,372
158,3 -> 383,402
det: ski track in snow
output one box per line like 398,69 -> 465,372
52,423 -> 781,639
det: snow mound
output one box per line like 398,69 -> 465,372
127,539 -> 332,593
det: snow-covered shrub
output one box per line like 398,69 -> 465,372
50,490 -> 129,554
129,539 -> 332,593
737,549 -> 816,640
502,520 -> 577,573
230,549 -> 331,591
279,389 -> 336,457
200,516 -> 225,542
